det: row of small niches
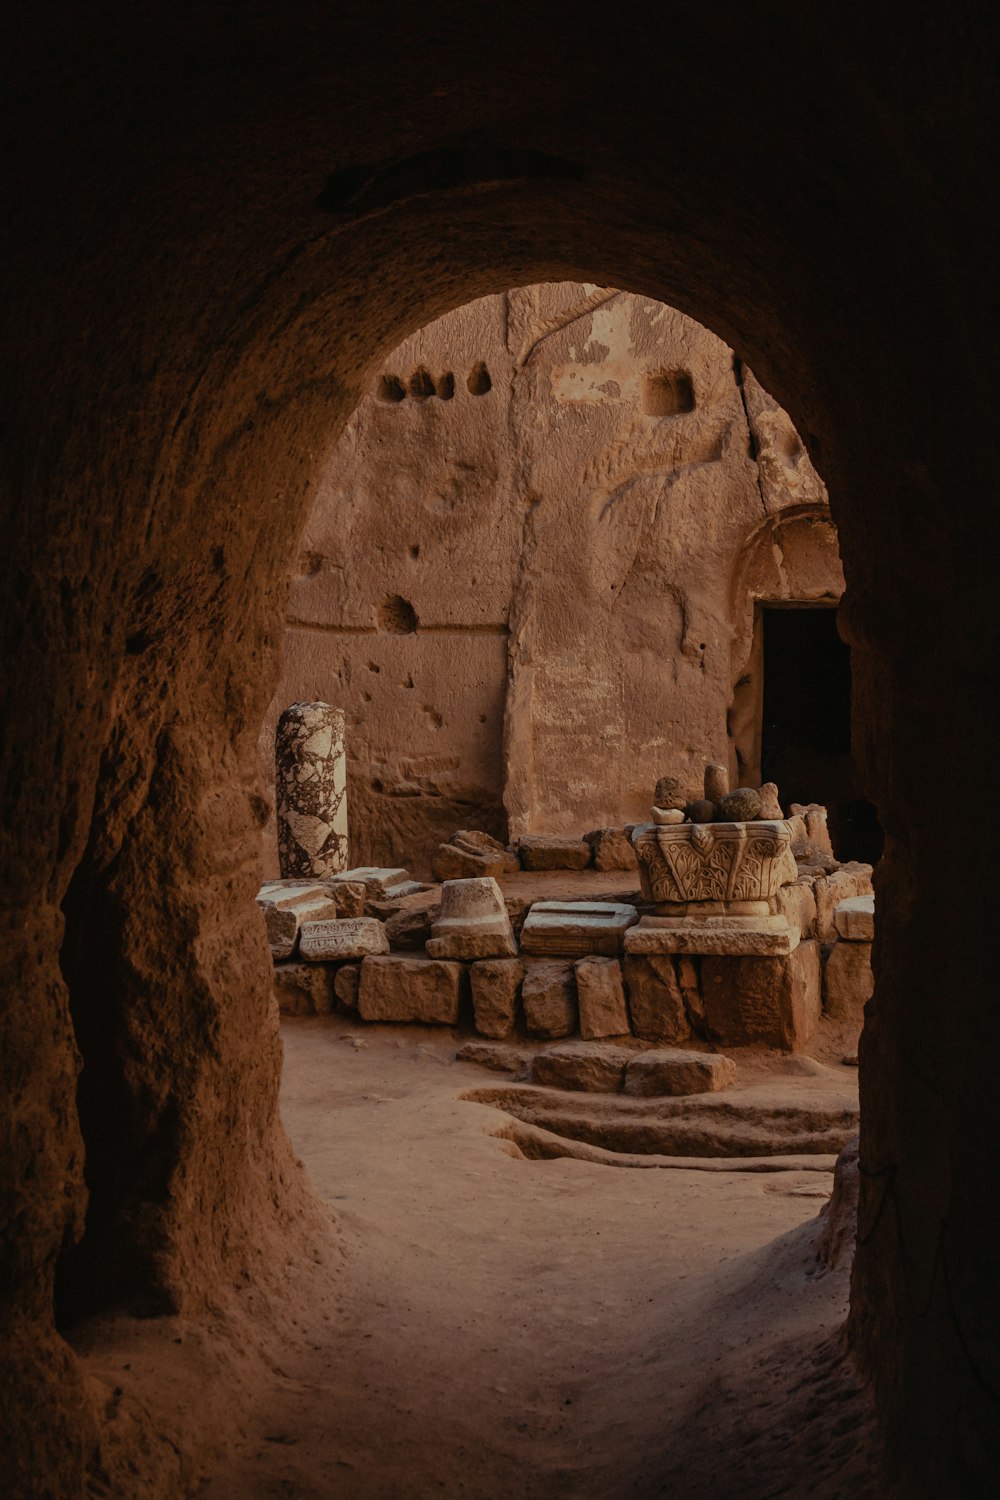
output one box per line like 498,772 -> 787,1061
376,364 -> 492,402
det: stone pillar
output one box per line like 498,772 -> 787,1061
275,702 -> 348,878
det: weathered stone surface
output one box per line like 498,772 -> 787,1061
322,880 -> 367,918
776,878 -> 818,940
623,955 -> 690,1043
716,787 -> 762,822
824,940 -> 874,1021
575,957 -> 631,1038
623,1048 -> 737,1096
704,763 -> 729,801
385,904 -> 439,951
531,1041 -> 633,1093
624,915 -> 800,957
470,958 -> 524,1039
758,782 -> 784,819
333,963 -> 361,1010
517,835 -> 592,871
273,961 -> 333,1017
653,776 -> 688,811
330,866 -> 409,898
299,916 -> 390,961
358,956 -> 464,1024
257,880 -> 327,909
275,701 -> 348,878
455,1041 -> 532,1078
789,803 -> 835,858
426,877 -> 516,959
432,831 -> 519,882
634,818 -> 797,906
686,799 -> 715,823
814,863 -> 874,942
521,961 -> 577,1039
701,941 -> 821,1050
834,895 -> 875,942
651,807 -> 686,825
583,828 -> 638,871
262,903 -> 299,960
519,900 -> 638,957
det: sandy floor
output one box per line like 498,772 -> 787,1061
195,1018 -> 879,1499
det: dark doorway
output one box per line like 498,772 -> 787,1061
760,604 -> 883,863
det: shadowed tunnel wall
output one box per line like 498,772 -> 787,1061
1,4 -> 997,1496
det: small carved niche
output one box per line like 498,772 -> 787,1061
435,371 -> 455,400
375,594 -> 418,634
408,366 -> 436,400
642,370 -> 695,416
467,362 -> 492,395
376,373 -> 406,402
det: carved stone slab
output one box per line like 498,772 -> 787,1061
631,820 -> 798,907
624,914 -> 800,957
298,916 -> 389,961
519,900 -> 639,957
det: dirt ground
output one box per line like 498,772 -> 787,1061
190,1017 -> 879,1499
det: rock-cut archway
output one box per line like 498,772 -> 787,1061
1,7 -> 997,1496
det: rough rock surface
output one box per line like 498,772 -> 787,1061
432,832 -> 519,882
299,916 -> 389,961
426,876 -> 516,959
575,956 -> 631,1038
583,828 -> 638,871
519,900 -> 638,957
531,1041 -> 633,1093
521,962 -> 577,1039
716,787 -> 762,822
518,835 -> 592,871
469,959 -> 524,1039
701,942 -> 821,1050
623,954 -> 691,1042
273,962 -> 334,1016
834,895 -> 875,942
823,941 -> 874,1022
814,865 -> 874,942
623,1048 -> 737,1096
358,956 -> 464,1025
333,963 -> 361,1011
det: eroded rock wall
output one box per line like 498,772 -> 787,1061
265,289 -> 841,875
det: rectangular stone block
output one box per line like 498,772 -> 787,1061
521,961 -> 577,1038
258,880 -> 327,909
519,901 -> 638,957
575,957 -> 630,1038
833,895 -> 875,942
624,915 -> 799,957
517,834 -> 592,871
776,878 -> 818,940
262,902 -> 299,960
358,956 -> 464,1024
470,958 -> 524,1039
814,863 -> 874,942
531,1041 -> 633,1093
823,939 -> 874,1021
583,828 -> 638,871
433,831 -> 519,882
622,955 -> 690,1043
623,1048 -> 736,1097
299,916 -> 389,961
273,961 -> 333,1016
701,941 -> 821,1050
330,867 -> 409,898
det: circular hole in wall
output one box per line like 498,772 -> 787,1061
375,594 -> 418,633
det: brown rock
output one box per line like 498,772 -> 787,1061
789,803 -> 835,858
623,1048 -> 736,1096
704,763 -> 730,801
823,940 -> 874,1021
333,963 -> 361,1011
517,834 -> 592,871
701,941 -> 821,1049
623,954 -> 691,1042
776,877 -> 818,940
323,880 -> 367,917
273,962 -> 333,1016
686,799 -> 715,824
758,782 -> 784,819
432,830 -> 519,882
426,876 -> 517,959
385,904 -> 439,950
470,958 -> 524,1038
716,787 -> 762,822
531,1041 -> 633,1093
575,957 -> 631,1038
358,956 -> 464,1024
262,903 -> 299,960
814,863 -> 874,942
521,961 -> 577,1038
833,896 -> 875,942
653,776 -> 688,811
583,828 -> 638,871
455,1041 -> 532,1078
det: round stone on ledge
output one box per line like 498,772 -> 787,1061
686,799 -> 715,823
716,787 -> 762,822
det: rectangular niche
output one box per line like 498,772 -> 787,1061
642,369 -> 695,415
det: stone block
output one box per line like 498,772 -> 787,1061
426,877 -> 517,959
257,880 -> 327,909
623,916 -> 800,957
583,828 -> 638,871
531,1041 -> 633,1093
358,956 -> 464,1024
455,1041 -> 532,1078
432,831 -> 519,882
776,877 -> 818,940
517,834 -> 592,871
299,916 -> 390,961
833,895 -> 875,942
575,957 -> 630,1038
623,1048 -> 737,1096
823,940 -> 874,1021
470,958 -> 524,1038
333,963 -> 361,1010
789,803 -> 834,857
330,866 -> 409,898
623,955 -> 690,1043
273,961 -> 333,1016
262,902 -> 299,960
814,863 -> 874,941
521,961 -> 577,1038
323,880 -> 367,917
520,900 -> 638,957
700,941 -> 821,1050
385,904 -> 439,951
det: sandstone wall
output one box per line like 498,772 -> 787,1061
263,287 -> 839,875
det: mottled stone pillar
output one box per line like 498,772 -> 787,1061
275,702 -> 348,878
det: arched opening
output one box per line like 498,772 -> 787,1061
3,10 -> 996,1498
